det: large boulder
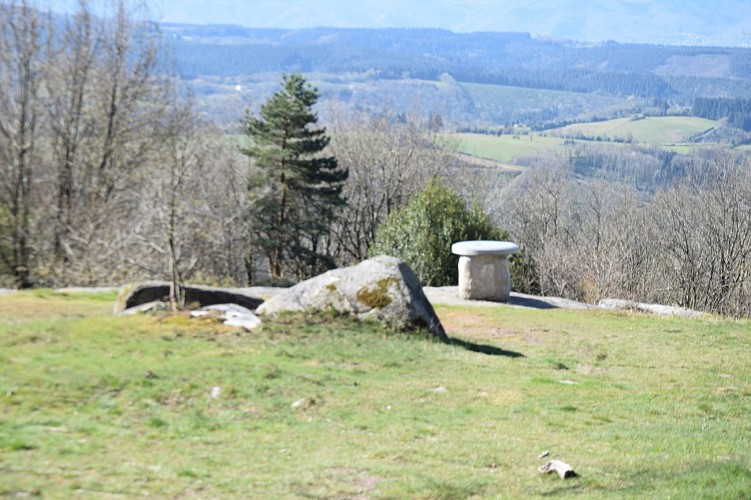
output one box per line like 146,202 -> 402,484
114,281 -> 264,314
256,255 -> 447,341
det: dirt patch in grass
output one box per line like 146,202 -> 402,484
439,310 -> 506,335
328,467 -> 382,498
438,309 -> 547,345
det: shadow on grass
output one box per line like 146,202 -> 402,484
507,295 -> 558,309
448,337 -> 525,358
539,482 -> 585,497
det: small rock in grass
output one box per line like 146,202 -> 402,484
538,459 -> 578,479
291,397 -> 316,409
210,386 -> 221,399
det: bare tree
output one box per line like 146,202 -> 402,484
0,0 -> 257,289
45,0 -> 97,264
329,110 -> 452,264
192,140 -> 253,285
496,147 -> 751,317
499,160 -> 577,296
121,114 -> 255,291
498,159 -> 656,302
155,100 -> 202,309
148,97 -> 255,307
0,0 -> 47,287
35,0 -> 172,285
650,149 -> 751,316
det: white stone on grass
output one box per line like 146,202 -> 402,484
191,303 -> 262,330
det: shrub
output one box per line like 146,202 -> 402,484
370,179 -> 506,286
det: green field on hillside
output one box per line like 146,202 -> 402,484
451,116 -> 726,166
3,291 -> 751,497
552,116 -> 718,144
452,133 -> 574,163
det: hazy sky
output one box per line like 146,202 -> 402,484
34,0 -> 751,46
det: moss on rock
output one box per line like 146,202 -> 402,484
356,277 -> 398,309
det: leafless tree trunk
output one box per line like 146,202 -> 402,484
158,99 -> 209,310
46,0 -> 97,265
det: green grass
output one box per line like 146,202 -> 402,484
451,116 -> 723,166
2,291 -> 751,497
452,133 -> 571,163
552,116 -> 718,144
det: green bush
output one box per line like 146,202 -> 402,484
370,180 -> 506,286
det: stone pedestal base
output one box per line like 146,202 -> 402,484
457,255 -> 511,302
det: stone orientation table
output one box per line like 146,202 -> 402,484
451,240 -> 519,302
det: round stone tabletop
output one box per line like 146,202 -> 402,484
451,240 -> 519,256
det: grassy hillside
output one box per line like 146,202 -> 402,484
552,116 -> 718,144
3,291 -> 751,497
450,116 -> 723,167
452,133 -> 575,163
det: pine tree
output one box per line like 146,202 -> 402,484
242,73 -> 347,280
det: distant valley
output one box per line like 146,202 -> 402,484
166,25 -> 751,133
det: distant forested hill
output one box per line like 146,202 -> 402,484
167,25 -> 751,101
164,25 -> 751,128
